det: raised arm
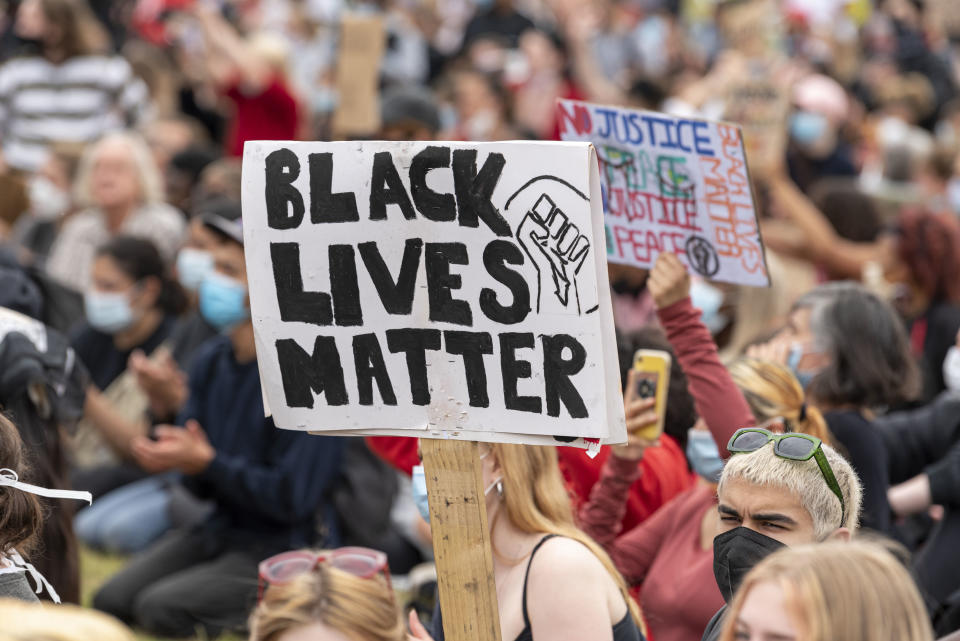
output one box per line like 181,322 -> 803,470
648,253 -> 755,457
189,5 -> 272,94
765,172 -> 889,280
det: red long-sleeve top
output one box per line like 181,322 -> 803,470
578,296 -> 755,641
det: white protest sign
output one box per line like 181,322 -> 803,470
241,141 -> 625,448
558,99 -> 770,287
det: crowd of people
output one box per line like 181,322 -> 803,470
1,0 -> 960,639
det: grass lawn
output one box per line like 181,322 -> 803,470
80,546 -> 244,641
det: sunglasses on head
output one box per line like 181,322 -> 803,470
727,428 -> 846,525
257,547 -> 391,602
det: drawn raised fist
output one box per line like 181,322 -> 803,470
516,193 -> 596,315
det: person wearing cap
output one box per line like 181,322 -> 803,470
92,215 -> 344,638
699,428 -> 863,641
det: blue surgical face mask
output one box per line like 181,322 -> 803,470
790,110 -> 828,146
686,429 -> 723,483
84,290 -> 135,334
412,465 -> 430,523
176,248 -> 214,292
690,279 -> 728,334
199,271 -> 249,332
787,342 -> 817,389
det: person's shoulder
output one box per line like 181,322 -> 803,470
926,302 -> 960,329
190,334 -> 232,369
135,203 -> 185,228
827,411 -> 886,453
0,54 -> 49,79
529,536 -> 608,583
60,209 -> 103,233
825,409 -> 870,431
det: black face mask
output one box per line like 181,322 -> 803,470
713,526 -> 785,602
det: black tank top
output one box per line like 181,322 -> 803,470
512,534 -> 645,641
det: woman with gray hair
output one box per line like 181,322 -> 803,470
752,281 -> 919,535
45,131 -> 184,293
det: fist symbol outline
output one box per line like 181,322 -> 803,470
516,194 -> 596,315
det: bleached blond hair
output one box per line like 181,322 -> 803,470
718,440 -> 862,539
73,130 -> 165,208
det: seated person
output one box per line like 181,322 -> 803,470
92,215 -> 344,638
46,131 -> 185,293
71,236 -> 187,486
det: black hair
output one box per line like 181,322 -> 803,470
617,327 -> 698,453
797,282 -> 920,409
95,236 -> 188,316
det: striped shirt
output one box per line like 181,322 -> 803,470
0,54 -> 151,171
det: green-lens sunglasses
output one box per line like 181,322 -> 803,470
727,428 -> 846,525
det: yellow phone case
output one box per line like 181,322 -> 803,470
631,349 -> 672,441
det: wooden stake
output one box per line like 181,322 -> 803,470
420,438 -> 502,641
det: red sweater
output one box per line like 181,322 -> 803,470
224,77 -> 299,157
578,297 -> 755,641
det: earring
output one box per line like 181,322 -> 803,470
495,480 -> 504,499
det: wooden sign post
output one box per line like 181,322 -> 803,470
421,439 -> 502,641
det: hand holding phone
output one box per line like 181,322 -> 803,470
629,349 -> 671,441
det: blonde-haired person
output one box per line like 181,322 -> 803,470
250,560 -> 404,641
577,255 -> 831,641
46,131 -> 185,292
700,431 -> 863,641
410,443 -> 645,641
720,541 -> 933,641
0,598 -> 136,641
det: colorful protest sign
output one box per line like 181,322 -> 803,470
241,141 -> 626,448
557,99 -> 770,287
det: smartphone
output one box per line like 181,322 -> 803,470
631,349 -> 671,441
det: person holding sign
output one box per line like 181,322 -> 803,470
410,443 -> 646,641
92,214 -> 344,638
